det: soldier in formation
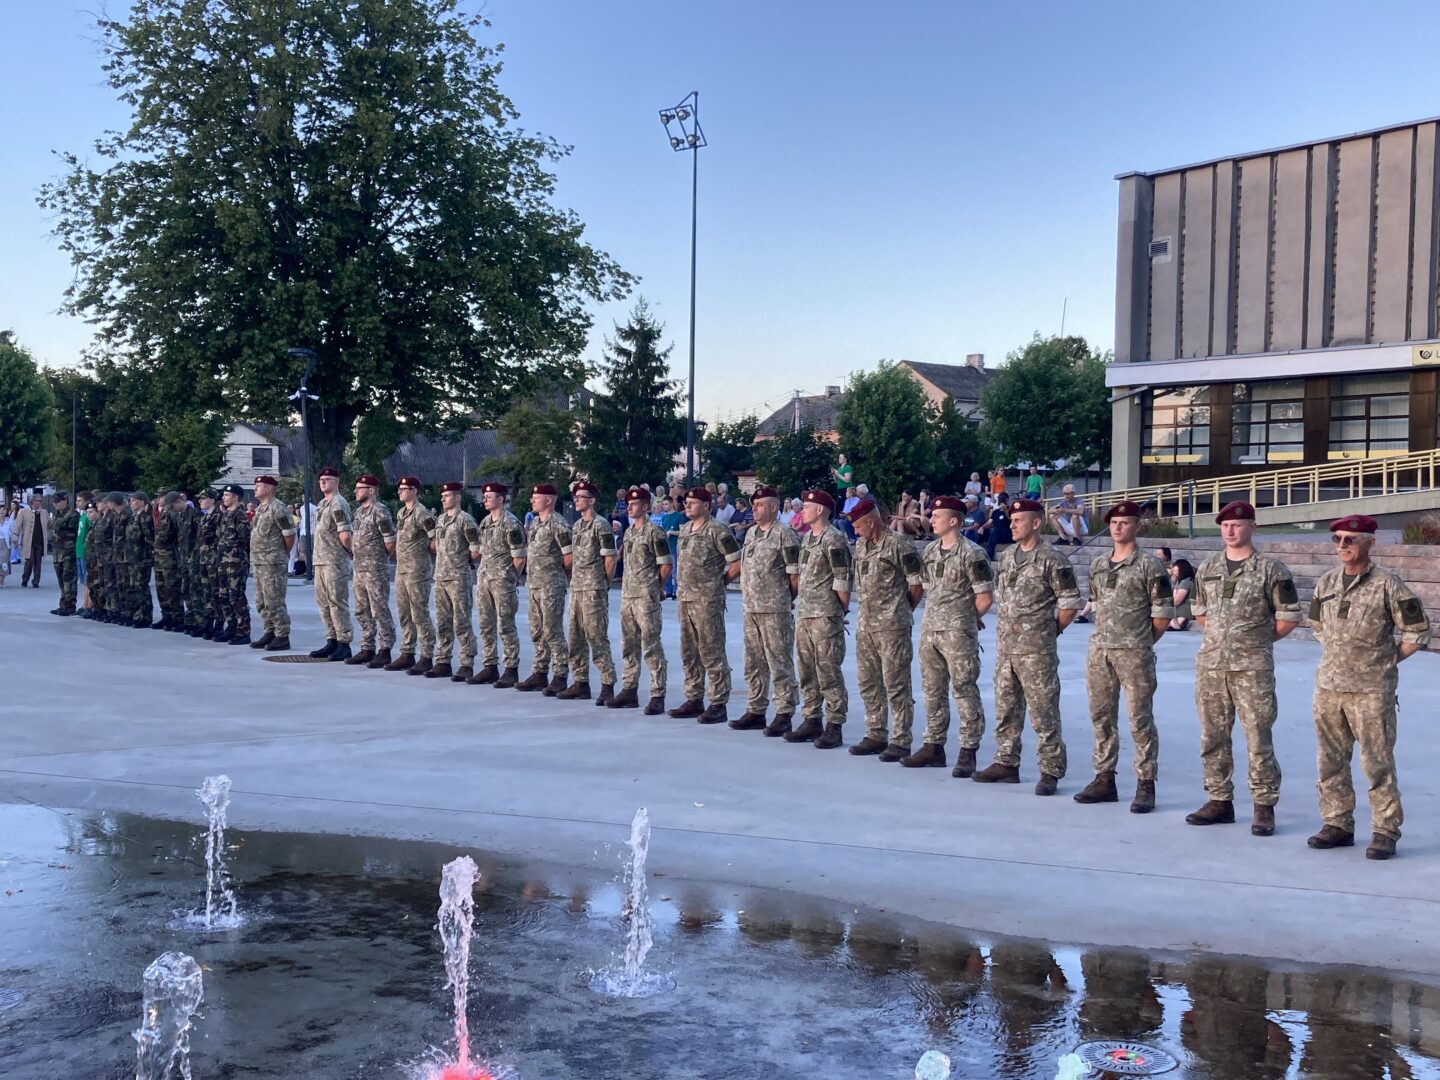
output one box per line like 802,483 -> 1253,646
152,490 -> 190,631
517,483 -> 571,694
348,474 -> 397,668
215,484 -> 251,644
248,475 -> 294,650
609,486 -> 670,714
48,491 -> 80,617
125,491 -> 155,627
729,485 -> 799,731
560,480 -> 618,704
784,489 -> 851,747
389,475 -> 436,674
670,486 -> 741,724
426,481 -> 480,680
309,466 -> 355,661
474,481 -> 526,687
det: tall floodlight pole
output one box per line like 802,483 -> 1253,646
659,91 -> 707,486
286,348 -> 320,583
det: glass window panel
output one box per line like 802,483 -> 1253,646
1373,440 -> 1407,451
1269,421 -> 1303,442
1331,399 -> 1366,418
1333,373 -> 1407,396
1191,447 -> 1210,464
1372,395 -> 1409,418
1271,402 -> 1303,421
1372,417 -> 1409,439
1252,379 -> 1304,401
1150,407 -> 1175,426
1329,420 -> 1367,441
1187,425 -> 1210,446
1177,406 -> 1210,425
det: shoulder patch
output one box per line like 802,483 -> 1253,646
1308,596 -> 1323,621
1401,596 -> 1426,626
972,558 -> 993,582
509,528 -> 524,548
463,524 -> 479,544
1056,564 -> 1077,589
600,532 -> 617,554
1276,578 -> 1299,605
422,516 -> 436,534
782,544 -> 799,566
719,533 -> 740,555
1154,573 -> 1173,600
901,549 -> 922,574
653,536 -> 670,558
828,546 -> 849,570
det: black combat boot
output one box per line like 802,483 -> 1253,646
594,684 -> 614,707
250,630 -> 276,650
309,639 -> 338,659
367,648 -> 392,669
265,635 -> 291,652
950,747 -> 978,777
697,703 -> 727,725
425,661 -> 453,679
729,711 -> 768,731
228,627 -> 251,645
643,695 -> 666,715
328,642 -> 353,662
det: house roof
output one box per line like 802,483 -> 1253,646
383,429 -> 506,487
756,394 -> 844,438
897,360 -> 995,402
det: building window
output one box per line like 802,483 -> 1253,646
251,447 -> 274,469
1329,373 -> 1408,460
1142,386 -> 1210,465
1231,380 -> 1304,465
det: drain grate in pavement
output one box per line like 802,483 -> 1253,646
262,654 -> 333,663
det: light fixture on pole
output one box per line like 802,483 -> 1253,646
658,90 -> 706,486
286,347 -> 320,583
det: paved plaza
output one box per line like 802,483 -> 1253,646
3,580 -> 1438,976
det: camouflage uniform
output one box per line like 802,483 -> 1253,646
351,501 -> 397,652
191,507 -> 220,628
619,518 -> 671,695
89,507 -> 113,615
740,520 -> 801,716
105,505 -> 132,620
124,504 -> 155,624
1309,563 -> 1431,840
50,506 -> 80,613
395,500 -> 437,660
432,508 -> 480,667
177,503 -> 200,613
854,528 -> 923,747
313,493 -> 354,644
525,512 -> 572,678
1085,549 -> 1173,779
567,513 -> 617,686
477,508 -> 527,669
676,518 -> 741,704
153,507 -> 187,625
917,537 -> 994,748
249,499 -> 295,637
1191,551 -> 1302,805
992,540 -> 1082,776
795,524 -> 853,726
215,504 -> 251,635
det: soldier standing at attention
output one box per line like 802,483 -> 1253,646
1186,501 -> 1302,836
190,490 -> 221,637
844,498 -> 924,762
425,481 -> 481,680
474,481 -> 527,688
152,492 -> 186,630
783,489 -> 852,747
1074,501 -> 1173,812
87,494 -> 113,621
1306,514 -> 1429,860
48,492 -> 80,617
901,494 -> 993,772
347,474 -> 397,669
308,466 -> 354,661
608,486 -> 672,714
558,480 -> 618,704
669,487 -> 741,724
124,492 -> 156,627
248,475 -> 295,650
516,484 -> 572,695
215,484 -> 252,644
106,491 -> 132,624
388,476 -> 436,674
973,497 -> 1082,795
729,486 -> 800,732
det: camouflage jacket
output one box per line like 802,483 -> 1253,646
1087,548 -> 1173,650
677,516 -> 740,604
525,512 -> 572,594
621,519 -> 671,602
195,508 -> 220,567
478,509 -> 526,585
854,528 -> 922,633
995,540 -> 1082,653
124,507 -> 154,566
796,524 -> 853,620
216,506 -> 250,564
740,520 -> 800,615
91,510 -> 114,564
395,502 -> 436,579
249,499 -> 294,566
1310,563 -> 1432,692
153,509 -> 184,567
352,501 -> 396,575
1191,550 -> 1302,672
919,536 -> 993,635
50,509 -> 80,561
313,494 -> 352,568
432,509 -> 480,582
570,513 -> 617,593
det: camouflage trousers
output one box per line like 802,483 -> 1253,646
353,568 -> 395,650
993,645 -> 1067,777
1313,687 -> 1401,840
206,562 -> 225,624
1085,645 -> 1158,779
128,562 -> 154,623
88,558 -> 106,612
679,599 -> 730,704
217,560 -> 250,634
187,558 -> 212,626
101,561 -> 123,617
314,564 -> 353,643
476,576 -> 521,668
742,611 -> 796,714
619,595 -> 666,695
918,626 -> 983,748
1194,667 -> 1280,805
796,616 -> 847,724
54,554 -> 78,612
568,588 -> 616,686
856,625 -> 914,747
155,559 -> 187,624
396,575 -> 436,659
527,585 -> 568,677
434,576 -> 476,666
251,560 -> 289,635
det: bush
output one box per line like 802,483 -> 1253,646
1402,513 -> 1440,545
1142,517 -> 1185,538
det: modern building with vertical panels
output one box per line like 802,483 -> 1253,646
1107,116 -> 1440,489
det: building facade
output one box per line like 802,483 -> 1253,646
1109,116 -> 1440,488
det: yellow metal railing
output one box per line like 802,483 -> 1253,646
1047,448 -> 1440,520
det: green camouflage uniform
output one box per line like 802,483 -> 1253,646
795,523 -> 852,727
124,505 -> 155,624
249,498 -> 295,637
432,508 -> 480,666
215,504 -> 251,635
395,500 -> 437,659
917,536 -> 993,749
192,507 -> 220,627
1191,550 -> 1302,805
105,505 -> 131,619
567,513 -> 617,686
477,508 -> 527,669
1085,549 -> 1173,779
676,517 -> 741,704
1309,562 -> 1431,840
992,540 -> 1082,776
854,527 -> 923,747
352,500 -> 396,651
153,507 -> 187,625
739,520 -> 801,716
619,518 -> 671,695
525,512 -> 572,678
50,507 -> 81,613
313,493 -> 354,644
89,507 -> 113,615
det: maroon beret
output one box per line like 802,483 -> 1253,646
931,494 -> 966,513
626,486 -> 652,503
1009,498 -> 1044,515
532,483 -> 557,496
1104,500 -> 1143,522
481,481 -> 508,495
1330,514 -> 1377,534
1215,500 -> 1256,524
572,480 -> 599,496
355,474 -> 381,488
801,490 -> 835,511
253,475 -> 278,487
684,487 -> 712,503
751,486 -> 779,501
397,476 -> 421,489
440,481 -> 464,494
844,497 -> 878,523
317,466 -> 340,479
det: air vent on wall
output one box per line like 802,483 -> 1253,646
1148,237 -> 1172,262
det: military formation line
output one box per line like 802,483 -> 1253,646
44,475 -> 1430,861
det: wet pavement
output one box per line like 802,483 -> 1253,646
1,802 -> 1437,1079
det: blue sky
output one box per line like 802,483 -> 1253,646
6,2 -> 1440,426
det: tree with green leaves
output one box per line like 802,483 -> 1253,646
701,415 -> 758,489
480,399 -> 581,493
40,0 -> 630,470
0,340 -> 56,493
575,301 -> 685,495
136,413 -> 227,496
926,395 -> 989,495
979,334 -> 1111,476
833,361 -> 935,506
753,427 -> 836,498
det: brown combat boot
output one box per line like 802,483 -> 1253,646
1307,824 -> 1355,849
813,722 -> 844,750
493,666 -> 519,689
543,675 -> 567,697
697,703 -> 728,725
667,698 -> 705,718
848,735 -> 888,756
557,680 -> 592,700
607,687 -> 640,709
407,657 -> 432,676
1366,833 -> 1397,860
729,711 -> 769,730
644,695 -> 666,715
384,652 -> 415,672
467,664 -> 499,685
972,762 -> 1020,784
452,665 -> 474,682
425,662 -> 453,679
950,747 -> 977,778
1185,799 -> 1235,826
515,670 -> 548,692
764,713 -> 794,737
1130,779 -> 1156,814
345,648 -> 375,666
878,742 -> 908,762
1251,804 -> 1276,837
783,716 -> 823,743
901,743 -> 947,768
367,647 -> 392,669
1035,773 -> 1059,796
1073,771 -> 1118,804
594,684 -> 614,707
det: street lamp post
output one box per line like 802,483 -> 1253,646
659,91 -> 707,487
286,347 -> 320,583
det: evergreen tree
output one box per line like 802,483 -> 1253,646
926,395 -> 988,495
701,415 -> 759,489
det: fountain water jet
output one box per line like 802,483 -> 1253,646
432,855 -> 495,1080
134,951 -> 203,1080
170,775 -> 243,931
588,807 -> 673,996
